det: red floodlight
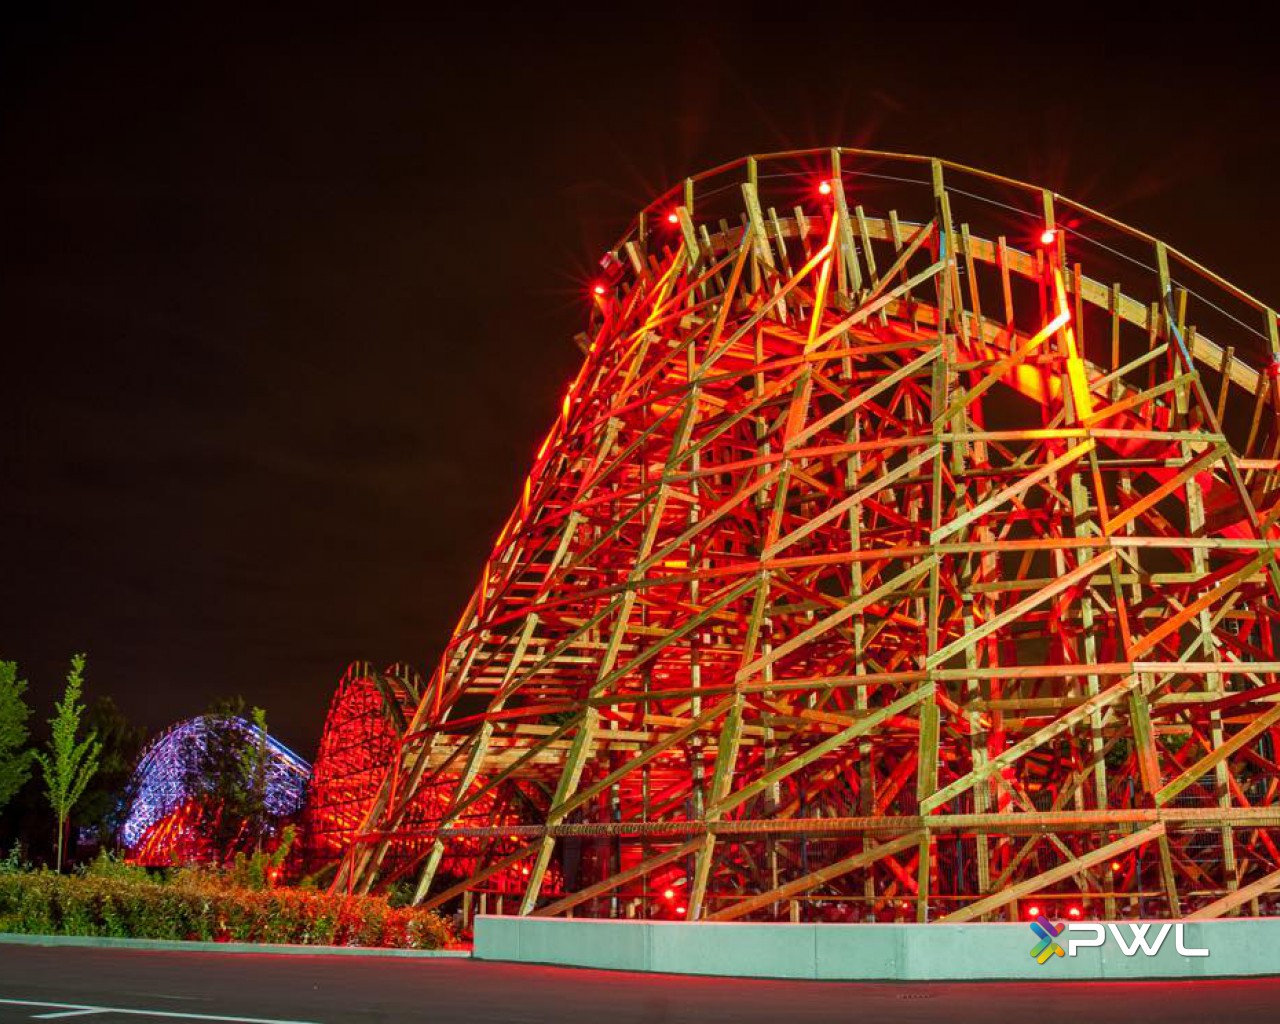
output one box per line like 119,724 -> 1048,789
667,211 -> 679,225
818,180 -> 833,196
1040,228 -> 1056,246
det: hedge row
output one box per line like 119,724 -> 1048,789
0,871 -> 453,949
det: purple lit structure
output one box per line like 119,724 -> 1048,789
121,716 -> 311,865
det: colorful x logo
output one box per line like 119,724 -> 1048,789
1030,915 -> 1065,963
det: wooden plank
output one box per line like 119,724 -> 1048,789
1187,865 -> 1280,920
534,838 -> 705,918
712,686 -> 932,816
925,548 -> 1115,670
941,823 -> 1167,923
706,832 -> 922,921
920,670 -> 1141,812
1156,701 -> 1280,806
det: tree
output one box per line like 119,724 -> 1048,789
75,697 -> 146,847
0,661 -> 35,813
179,698 -> 273,863
34,654 -> 102,871
241,706 -> 271,855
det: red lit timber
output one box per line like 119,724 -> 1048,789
130,801 -> 218,867
332,149 -> 1280,927
303,662 -> 557,902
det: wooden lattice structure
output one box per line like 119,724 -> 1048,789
335,148 -> 1280,924
305,662 -> 546,898
122,715 -> 311,867
299,662 -> 422,872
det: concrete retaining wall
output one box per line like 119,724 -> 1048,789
473,915 -> 1280,980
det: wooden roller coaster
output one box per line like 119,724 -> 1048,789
333,148 -> 1280,926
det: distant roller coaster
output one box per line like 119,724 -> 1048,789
300,663 -> 421,871
302,662 -> 554,901
122,715 -> 311,866
332,148 -> 1280,927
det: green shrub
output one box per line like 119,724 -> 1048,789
80,849 -> 152,885
227,825 -> 297,892
0,870 -> 452,949
0,843 -> 30,875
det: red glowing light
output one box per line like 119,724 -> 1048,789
1040,229 -> 1056,246
1027,904 -> 1041,918
1068,905 -> 1082,919
667,211 -> 679,225
663,888 -> 675,900
676,905 -> 686,915
521,866 -> 530,875
593,283 -> 606,295
818,181 -> 832,196
1111,860 -> 1122,872
300,664 -> 546,896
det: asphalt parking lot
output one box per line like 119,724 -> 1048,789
2,943 -> 1279,1023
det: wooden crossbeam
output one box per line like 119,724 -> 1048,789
711,686 -> 933,816
920,671 -> 1142,813
1156,701 -> 1280,807
706,833 -> 922,921
1187,865 -> 1280,920
534,838 -> 705,918
925,548 -> 1116,670
735,557 -> 938,684
941,823 -> 1167,923
930,439 -> 1097,544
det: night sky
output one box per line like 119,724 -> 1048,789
2,8 -> 1277,756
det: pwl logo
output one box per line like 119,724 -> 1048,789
1029,919 -> 1210,962
1030,916 -> 1066,963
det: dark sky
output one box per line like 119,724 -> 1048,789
2,6 -> 1277,756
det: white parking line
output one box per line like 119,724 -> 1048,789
0,998 -> 321,1023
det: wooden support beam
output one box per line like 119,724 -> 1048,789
534,838 -> 705,918
1188,865 -> 1280,920
1156,702 -> 1280,806
706,833 -> 922,921
941,823 -> 1167,923
921,671 -> 1142,812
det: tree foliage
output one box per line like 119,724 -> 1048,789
0,661 -> 35,813
34,655 -> 102,871
75,697 -> 146,846
179,698 -> 272,862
